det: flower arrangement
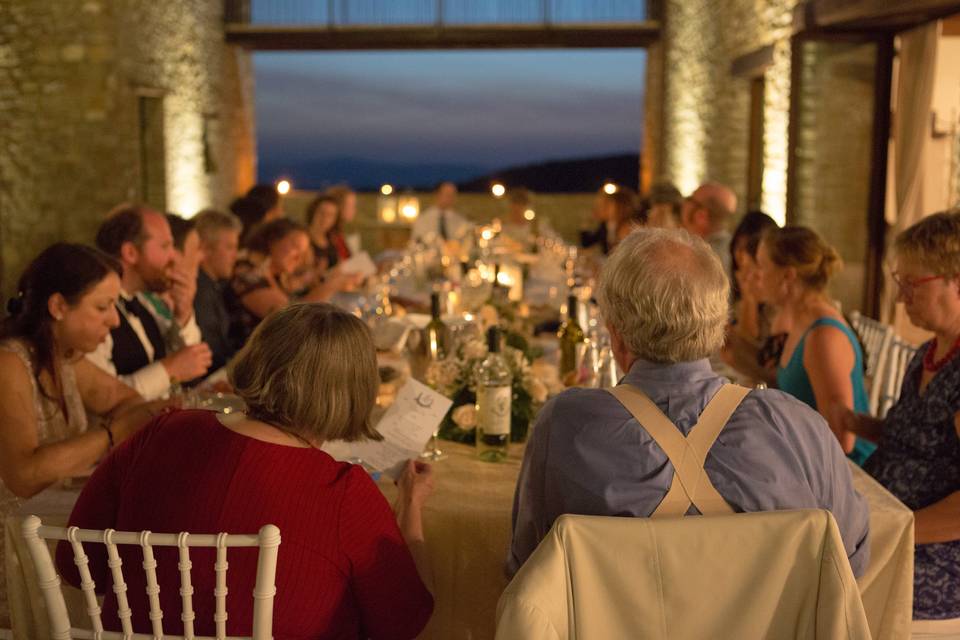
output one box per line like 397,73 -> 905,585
426,305 -> 548,444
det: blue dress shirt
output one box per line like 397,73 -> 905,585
509,358 -> 871,577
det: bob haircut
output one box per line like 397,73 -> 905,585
894,209 -> 960,276
229,303 -> 382,443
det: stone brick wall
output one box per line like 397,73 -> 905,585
0,0 -> 254,298
657,0 -> 878,311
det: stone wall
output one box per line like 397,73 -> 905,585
657,0 -> 878,312
0,0 -> 255,298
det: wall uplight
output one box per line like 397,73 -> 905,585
276,179 -> 291,195
380,184 -> 394,196
603,182 -> 617,195
523,209 -> 536,221
491,183 -> 506,198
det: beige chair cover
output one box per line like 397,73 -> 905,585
496,384 -> 872,639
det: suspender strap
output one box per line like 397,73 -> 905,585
607,384 -> 751,518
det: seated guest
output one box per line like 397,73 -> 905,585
681,181 -> 737,274
88,205 -> 212,399
500,187 -> 535,247
229,219 -> 347,346
412,181 -> 471,244
842,211 -> 960,630
325,184 -> 359,259
232,184 -> 284,247
193,209 -> 243,373
720,211 -> 779,385
306,194 -> 343,269
605,186 -> 642,251
0,244 -> 170,623
140,214 -> 204,332
755,226 -> 874,465
58,303 -> 435,638
580,187 -> 612,254
509,228 -> 869,577
645,181 -> 684,229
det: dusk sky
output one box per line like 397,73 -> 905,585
254,49 -> 646,186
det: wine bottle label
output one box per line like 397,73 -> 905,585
477,385 -> 511,435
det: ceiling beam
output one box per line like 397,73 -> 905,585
224,22 -> 660,50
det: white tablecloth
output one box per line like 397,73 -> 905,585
5,448 -> 914,640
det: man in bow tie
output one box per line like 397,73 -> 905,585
87,204 -> 212,400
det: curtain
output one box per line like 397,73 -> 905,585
882,21 -> 941,341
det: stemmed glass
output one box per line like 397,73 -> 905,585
420,431 -> 446,461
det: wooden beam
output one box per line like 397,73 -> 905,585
811,0 -> 960,30
224,22 -> 660,50
943,13 -> 960,34
730,44 -> 775,77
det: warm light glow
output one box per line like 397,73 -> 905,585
491,183 -> 506,198
523,209 -> 536,221
401,204 -> 417,219
381,207 -> 397,223
397,195 -> 420,221
603,182 -> 617,195
481,228 -> 494,241
380,184 -> 394,196
276,180 -> 291,195
496,271 -> 513,286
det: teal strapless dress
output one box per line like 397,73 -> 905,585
776,317 -> 876,466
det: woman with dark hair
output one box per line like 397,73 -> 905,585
0,243 -> 168,623
228,219 -> 349,345
305,194 -> 343,269
59,303 -> 434,638
720,211 -> 779,384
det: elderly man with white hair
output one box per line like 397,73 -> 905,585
508,228 -> 870,577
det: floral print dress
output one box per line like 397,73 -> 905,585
864,344 -> 960,620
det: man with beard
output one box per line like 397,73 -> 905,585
88,205 -> 212,400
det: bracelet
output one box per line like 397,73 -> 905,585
101,419 -> 115,451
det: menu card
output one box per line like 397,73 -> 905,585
322,378 -> 452,479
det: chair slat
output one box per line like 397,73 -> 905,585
140,532 -> 165,638
66,527 -> 105,635
215,533 -> 229,640
104,529 -> 135,637
178,532 -> 197,640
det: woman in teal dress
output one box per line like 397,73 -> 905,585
755,226 -> 875,465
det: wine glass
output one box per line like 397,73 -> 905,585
420,431 -> 446,460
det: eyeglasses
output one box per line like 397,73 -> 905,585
891,272 -> 945,299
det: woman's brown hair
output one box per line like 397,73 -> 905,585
762,225 -> 842,292
229,303 -> 382,443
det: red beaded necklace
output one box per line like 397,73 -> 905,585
922,335 -> 960,372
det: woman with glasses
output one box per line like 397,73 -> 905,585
840,211 -> 960,633
754,225 -> 874,465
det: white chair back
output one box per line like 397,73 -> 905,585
849,311 -> 895,415
877,337 -> 918,419
20,515 -> 280,640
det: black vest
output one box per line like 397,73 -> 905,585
111,300 -> 167,376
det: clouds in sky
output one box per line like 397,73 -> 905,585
254,49 -> 646,170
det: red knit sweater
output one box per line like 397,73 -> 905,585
56,410 -> 433,639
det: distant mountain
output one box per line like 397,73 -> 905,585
258,155 -> 490,191
458,153 -> 640,193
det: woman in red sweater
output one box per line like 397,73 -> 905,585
57,303 -> 434,639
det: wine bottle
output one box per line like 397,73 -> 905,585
476,326 -> 512,462
558,294 -> 586,383
426,291 -> 448,360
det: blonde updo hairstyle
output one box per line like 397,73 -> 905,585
893,209 -> 960,277
762,225 -> 842,292
229,302 -> 382,443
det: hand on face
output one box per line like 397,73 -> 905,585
167,266 -> 197,325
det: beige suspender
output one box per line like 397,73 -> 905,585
607,383 -> 751,518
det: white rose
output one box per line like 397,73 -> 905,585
451,404 -> 478,431
462,339 -> 488,361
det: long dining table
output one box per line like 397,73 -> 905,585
5,441 -> 913,640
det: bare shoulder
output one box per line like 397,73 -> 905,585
0,349 -> 32,386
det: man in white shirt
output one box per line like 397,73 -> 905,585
411,181 -> 472,244
87,205 -> 212,400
